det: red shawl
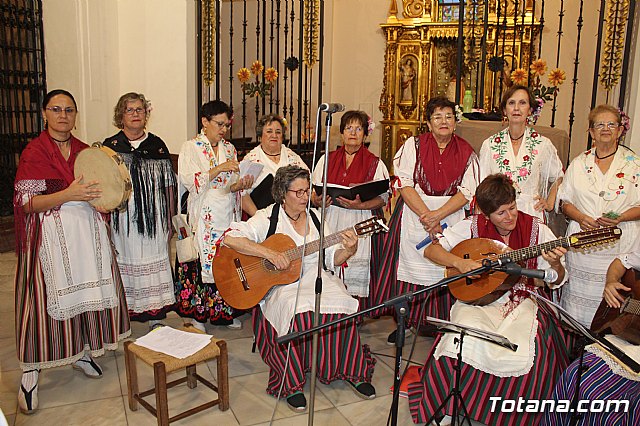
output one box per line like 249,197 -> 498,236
414,132 -> 475,196
14,131 -> 88,251
326,145 -> 379,185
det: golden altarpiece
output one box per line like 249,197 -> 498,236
378,0 -> 540,169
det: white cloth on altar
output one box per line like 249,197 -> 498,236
311,154 -> 390,297
225,205 -> 358,336
38,201 -> 118,320
557,147 -> 640,327
479,127 -> 564,221
393,136 -> 479,286
432,218 -> 565,376
178,133 -> 240,283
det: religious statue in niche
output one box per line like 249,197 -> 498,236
399,56 -> 417,104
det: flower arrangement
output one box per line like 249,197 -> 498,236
618,108 -> 630,139
367,115 -> 375,134
454,105 -> 464,123
237,60 -> 278,98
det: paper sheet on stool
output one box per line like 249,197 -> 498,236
134,327 -> 213,359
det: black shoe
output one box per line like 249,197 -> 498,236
286,392 -> 307,412
347,381 -> 376,400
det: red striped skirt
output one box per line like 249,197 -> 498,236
367,198 -> 455,324
407,309 -> 574,425
252,306 -> 376,397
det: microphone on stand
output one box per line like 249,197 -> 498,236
495,262 -> 559,283
482,256 -> 514,268
319,103 -> 345,113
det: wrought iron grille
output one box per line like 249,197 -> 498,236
0,0 -> 46,216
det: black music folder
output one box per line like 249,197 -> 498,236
313,179 -> 389,205
250,174 -> 275,210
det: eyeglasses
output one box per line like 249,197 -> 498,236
46,106 -> 76,114
431,114 -> 455,123
264,128 -> 283,136
287,188 -> 310,198
124,107 -> 146,115
344,125 -> 364,133
212,119 -> 232,129
592,121 -> 619,131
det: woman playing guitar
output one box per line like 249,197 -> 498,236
408,174 -> 573,426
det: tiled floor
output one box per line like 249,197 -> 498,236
0,250 -> 439,426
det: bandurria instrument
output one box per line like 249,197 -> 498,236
74,142 -> 132,211
213,216 -> 388,310
446,226 -> 622,305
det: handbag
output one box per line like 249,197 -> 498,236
172,213 -> 199,263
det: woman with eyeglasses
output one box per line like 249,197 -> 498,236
13,89 -> 130,413
478,85 -> 564,222
310,110 -> 390,305
374,97 -> 479,344
101,92 -> 177,329
223,165 -> 376,411
175,100 -> 254,331
241,114 -> 307,217
557,104 -> 640,327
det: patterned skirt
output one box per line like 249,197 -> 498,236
367,198 -> 455,323
252,306 -> 376,397
173,257 -> 241,325
407,310 -> 575,425
15,226 -> 131,370
541,352 -> 640,426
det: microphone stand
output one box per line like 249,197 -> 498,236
278,263 -> 498,426
307,105 -> 335,424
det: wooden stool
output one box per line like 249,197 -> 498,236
124,326 -> 229,425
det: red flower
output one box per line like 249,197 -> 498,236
503,159 -> 510,165
617,172 -> 625,178
586,149 -> 592,155
619,185 -> 624,189
531,132 -> 539,138
495,137 -> 501,143
523,155 -> 530,162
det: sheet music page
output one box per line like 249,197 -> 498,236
240,160 -> 264,181
134,327 -> 212,359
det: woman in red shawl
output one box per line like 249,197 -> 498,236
311,110 -> 390,304
372,97 -> 480,344
14,90 -> 130,414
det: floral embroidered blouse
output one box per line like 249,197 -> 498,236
479,127 -> 564,220
178,131 -> 240,282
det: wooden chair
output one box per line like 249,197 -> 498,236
124,326 -> 229,425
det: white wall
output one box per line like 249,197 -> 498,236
43,0 -> 196,153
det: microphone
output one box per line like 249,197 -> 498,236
319,103 -> 345,113
482,256 -> 513,268
416,223 -> 448,250
497,263 -> 559,283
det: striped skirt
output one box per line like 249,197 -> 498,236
15,227 -> 131,371
252,306 -> 376,397
407,310 -> 574,425
541,352 -> 640,426
368,198 -> 455,324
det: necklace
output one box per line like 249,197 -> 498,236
284,209 -> 302,222
595,145 -> 618,160
50,134 -> 71,144
345,146 -> 361,156
508,130 -> 525,141
261,146 -> 281,157
497,229 -> 512,237
126,131 -> 145,142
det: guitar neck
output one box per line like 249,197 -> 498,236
498,236 -> 570,263
285,229 -> 350,261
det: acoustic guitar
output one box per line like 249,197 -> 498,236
213,217 -> 388,310
446,226 -> 622,305
591,268 -> 640,345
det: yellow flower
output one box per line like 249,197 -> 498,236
237,67 -> 251,83
548,68 -> 566,87
529,59 -> 547,76
264,67 -> 278,83
250,60 -> 264,76
510,68 -> 528,85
